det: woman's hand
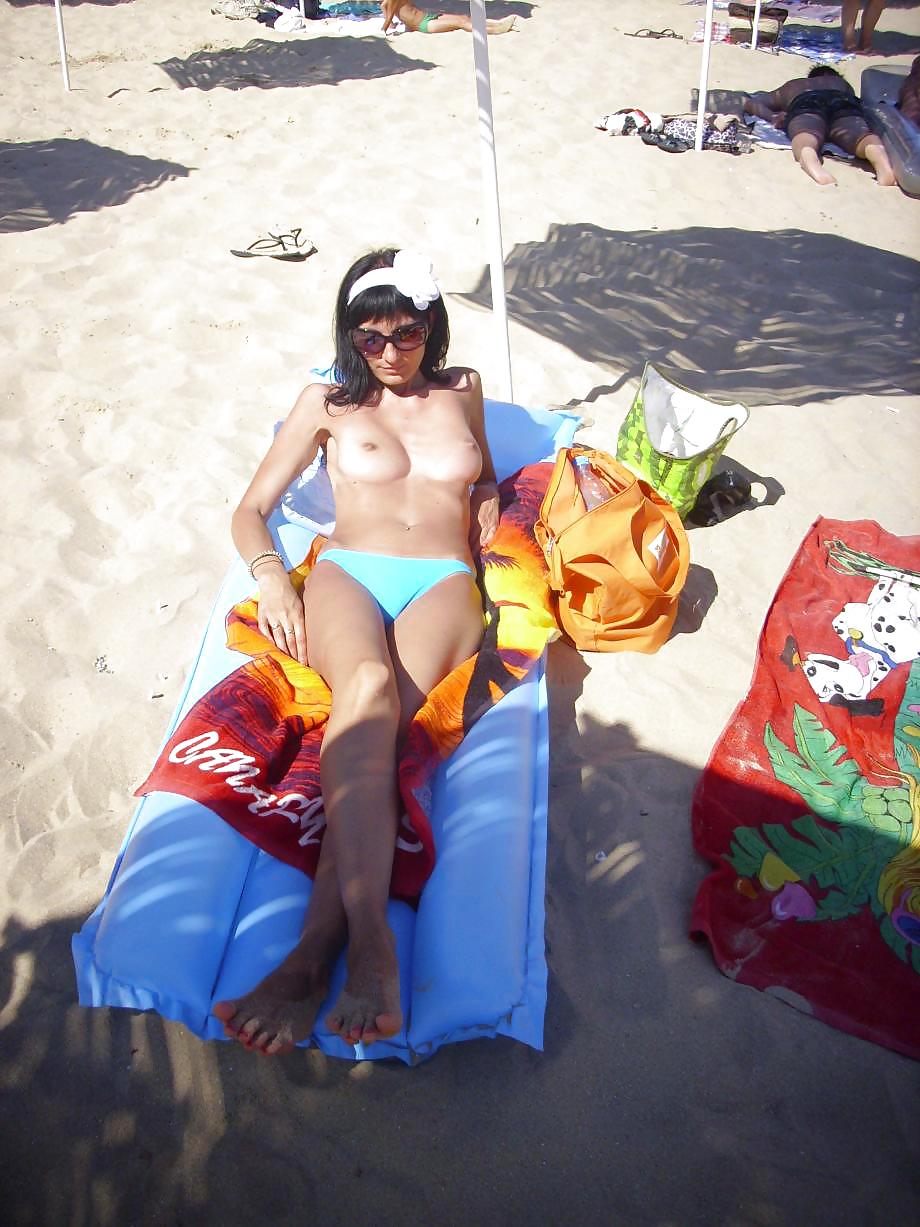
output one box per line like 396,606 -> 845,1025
470,483 -> 500,553
256,569 -> 308,665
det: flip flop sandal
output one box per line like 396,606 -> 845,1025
231,228 -> 316,260
625,28 -> 681,40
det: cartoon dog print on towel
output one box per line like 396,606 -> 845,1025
782,577 -> 920,716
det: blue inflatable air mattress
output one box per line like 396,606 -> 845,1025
861,65 -> 920,198
73,399 -> 579,1063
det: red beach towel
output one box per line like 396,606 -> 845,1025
691,518 -> 920,1058
138,463 -> 558,905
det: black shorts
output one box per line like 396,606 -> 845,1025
784,89 -> 865,133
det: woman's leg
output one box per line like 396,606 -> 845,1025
213,565 -> 484,1053
841,0 -> 860,51
386,571 -> 485,744
423,12 -> 516,34
859,0 -> 886,51
831,114 -> 897,185
212,836 -> 349,1054
788,113 -> 837,185
304,563 -> 405,1045
214,563 -> 403,1052
320,568 -> 484,1043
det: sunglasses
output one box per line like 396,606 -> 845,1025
351,323 -> 429,356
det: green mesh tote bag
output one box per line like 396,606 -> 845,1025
616,364 -> 749,519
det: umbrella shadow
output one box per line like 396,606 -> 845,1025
0,137 -> 191,233
157,34 -> 436,92
3,708 -> 917,1222
461,222 -> 920,406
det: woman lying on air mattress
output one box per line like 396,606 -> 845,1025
211,247 -> 504,1054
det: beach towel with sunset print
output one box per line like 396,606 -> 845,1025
138,462 -> 558,905
691,519 -> 920,1059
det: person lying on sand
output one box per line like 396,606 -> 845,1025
841,0 -> 887,54
213,248 -> 499,1054
897,55 -> 920,128
743,64 -> 895,186
380,0 -> 516,35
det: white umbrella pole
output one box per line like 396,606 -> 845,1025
751,0 -> 762,52
54,0 -> 71,91
469,0 -> 513,402
694,0 -> 715,152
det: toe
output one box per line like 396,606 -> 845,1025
251,1030 -> 274,1053
212,999 -> 240,1028
376,1011 -> 401,1039
361,1012 -> 400,1045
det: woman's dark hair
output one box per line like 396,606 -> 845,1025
808,64 -> 843,79
325,248 -> 450,410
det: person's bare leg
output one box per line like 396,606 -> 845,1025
832,115 -> 897,185
790,128 -> 837,185
856,132 -> 896,184
841,0 -> 860,51
319,691 -> 403,1046
386,571 -> 485,745
424,13 -> 516,34
858,0 -> 886,51
305,563 -> 404,1046
321,568 -> 484,1043
212,837 -> 348,1054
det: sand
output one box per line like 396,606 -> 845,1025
2,0 -> 919,1222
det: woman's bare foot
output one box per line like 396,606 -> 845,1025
326,927 -> 402,1046
863,142 -> 896,186
799,146 -> 838,185
212,941 -> 335,1055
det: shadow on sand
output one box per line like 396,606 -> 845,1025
0,138 -> 190,233
3,673 -> 917,1223
461,222 -> 920,406
157,34 -> 436,92
787,21 -> 920,58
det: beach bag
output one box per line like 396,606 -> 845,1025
616,364 -> 749,518
534,445 -> 690,653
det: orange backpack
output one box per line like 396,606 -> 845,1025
534,446 -> 690,653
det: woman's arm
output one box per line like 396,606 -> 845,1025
465,371 -> 500,551
231,384 -> 327,663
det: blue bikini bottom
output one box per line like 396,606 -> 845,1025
316,548 -> 475,623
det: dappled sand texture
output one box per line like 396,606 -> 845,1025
2,0 -> 919,1223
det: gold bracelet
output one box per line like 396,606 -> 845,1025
247,549 -> 284,579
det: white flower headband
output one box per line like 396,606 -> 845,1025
346,249 -> 441,312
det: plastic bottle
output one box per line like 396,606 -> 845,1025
573,455 -> 611,511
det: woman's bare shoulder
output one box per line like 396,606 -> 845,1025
285,382 -> 336,439
438,366 -> 483,393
